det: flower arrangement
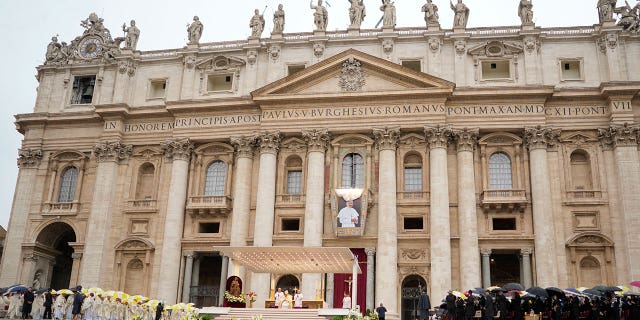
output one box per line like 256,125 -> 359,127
251,315 -> 263,320
344,308 -> 364,320
246,291 -> 257,302
224,291 -> 246,303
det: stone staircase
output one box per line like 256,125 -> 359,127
211,308 -> 323,320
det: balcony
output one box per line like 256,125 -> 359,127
124,199 -> 158,213
397,191 -> 430,205
187,195 -> 232,216
481,189 -> 528,213
564,190 -> 606,205
275,194 -> 306,208
44,202 -> 79,216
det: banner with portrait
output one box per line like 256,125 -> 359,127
331,188 -> 368,237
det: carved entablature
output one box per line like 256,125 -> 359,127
256,131 -> 282,154
597,123 -> 639,149
17,148 -> 43,168
161,138 -> 194,161
467,40 -> 524,59
373,127 -> 400,151
424,125 -> 453,149
302,128 -> 331,153
452,128 -> 479,152
93,141 -> 133,163
524,126 -> 561,150
400,248 -> 427,262
230,136 -> 256,159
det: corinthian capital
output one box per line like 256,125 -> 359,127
255,131 -> 282,154
161,138 -> 194,161
302,129 -> 331,153
373,127 -> 400,151
17,148 -> 43,168
93,141 -> 133,163
598,123 -> 638,150
424,125 -> 453,149
452,128 -> 479,152
230,136 -> 256,159
524,126 -> 560,150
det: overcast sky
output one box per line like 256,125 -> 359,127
0,0 -> 626,229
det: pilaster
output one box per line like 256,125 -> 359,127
365,248 -> 376,312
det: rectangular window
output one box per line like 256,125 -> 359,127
404,168 -> 423,191
561,60 -> 582,81
281,218 -> 300,232
288,65 -> 306,76
404,217 -> 424,230
401,60 -> 422,72
492,218 -> 516,231
481,61 -> 510,80
70,75 -> 96,104
287,170 -> 303,194
198,222 -> 220,234
207,74 -> 233,92
148,79 -> 167,99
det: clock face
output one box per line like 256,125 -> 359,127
78,37 -> 103,59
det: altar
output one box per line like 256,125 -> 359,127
264,299 -> 325,309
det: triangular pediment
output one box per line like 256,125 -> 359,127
252,49 -> 454,102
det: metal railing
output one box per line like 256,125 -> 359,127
566,190 -> 602,199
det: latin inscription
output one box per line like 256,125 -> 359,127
262,104 -> 445,120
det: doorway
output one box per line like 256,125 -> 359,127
489,252 -> 521,286
401,275 -> 427,320
36,222 -> 76,290
191,255 -> 222,307
276,274 -> 300,294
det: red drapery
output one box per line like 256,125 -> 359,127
333,248 -> 367,313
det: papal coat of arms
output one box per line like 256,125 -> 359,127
338,57 -> 366,92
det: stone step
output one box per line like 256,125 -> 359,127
212,308 -> 324,320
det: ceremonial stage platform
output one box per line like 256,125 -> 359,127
200,307 -> 350,320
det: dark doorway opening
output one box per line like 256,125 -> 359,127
276,274 -> 300,294
36,222 -> 76,290
490,252 -> 521,286
401,275 -> 427,320
191,255 -> 222,307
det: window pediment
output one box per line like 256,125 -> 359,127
479,132 -> 522,146
196,55 -> 246,71
468,41 -> 524,58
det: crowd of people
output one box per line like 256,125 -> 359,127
426,288 -> 640,320
1,285 -> 199,320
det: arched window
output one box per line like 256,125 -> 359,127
342,153 -> 364,188
570,150 -> 592,190
135,163 -> 155,199
58,167 -> 78,203
204,161 -> 227,196
285,156 -> 303,195
403,154 -> 423,191
488,152 -> 512,190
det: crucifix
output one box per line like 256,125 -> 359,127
344,276 -> 353,295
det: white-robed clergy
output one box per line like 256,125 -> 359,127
81,294 -> 94,320
7,293 -> 23,319
65,294 -> 74,319
32,293 -> 45,320
274,288 -> 284,308
53,294 -> 66,320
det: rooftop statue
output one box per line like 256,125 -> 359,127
450,0 -> 470,28
598,0 -> 618,23
310,0 -> 329,31
349,0 -> 366,29
187,16 -> 203,45
249,9 -> 266,38
380,0 -> 397,29
518,0 -> 534,25
122,20 -> 140,50
422,0 -> 440,27
615,1 -> 640,32
273,4 -> 285,34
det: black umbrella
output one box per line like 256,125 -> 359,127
490,287 -> 507,293
592,285 -> 620,292
471,287 -> 487,295
526,286 -> 549,298
583,289 -> 604,297
504,283 -> 525,291
546,287 -> 565,298
35,288 -> 49,294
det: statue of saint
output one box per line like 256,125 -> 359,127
450,0 -> 470,28
422,0 -> 440,27
380,0 -> 396,29
349,0 -> 366,29
122,20 -> 140,50
187,16 -> 203,45
598,0 -> 617,23
249,9 -> 265,38
615,1 -> 640,31
45,36 -> 63,64
518,0 -> 534,25
273,4 -> 285,34
33,271 -> 42,289
310,0 -> 329,31
229,277 -> 242,296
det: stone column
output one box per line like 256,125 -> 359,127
524,127 -> 560,287
219,256 -> 229,306
251,132 -> 281,306
481,249 -> 492,289
520,249 -> 533,289
452,128 -> 481,290
0,149 -> 42,286
228,136 -> 256,280
365,248 -> 376,312
21,254 -> 38,286
425,126 -> 452,301
326,273 -> 334,308
599,124 -> 640,281
373,128 -> 400,316
80,141 -> 132,287
182,253 -> 195,303
301,129 -> 330,299
157,138 -> 194,304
